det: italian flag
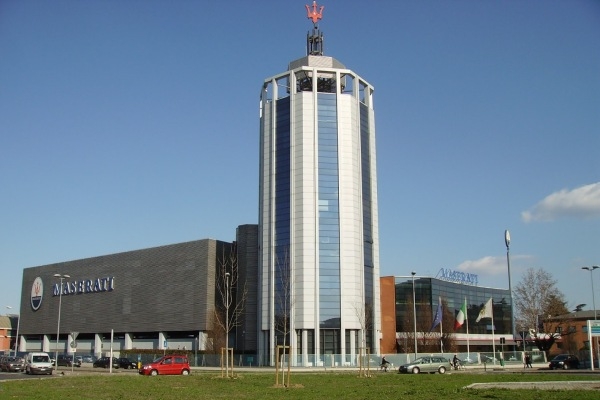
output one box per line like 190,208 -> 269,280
454,298 -> 467,330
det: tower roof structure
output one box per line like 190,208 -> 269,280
289,2 -> 345,71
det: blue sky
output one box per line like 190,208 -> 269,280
1,0 -> 598,315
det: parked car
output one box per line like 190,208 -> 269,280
82,355 -> 97,363
398,356 -> 449,374
117,357 -> 137,369
0,356 -> 25,372
93,357 -> 120,369
57,354 -> 81,367
139,355 -> 190,376
549,354 -> 579,370
25,352 -> 53,375
481,355 -> 497,363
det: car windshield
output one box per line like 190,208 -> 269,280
152,356 -> 164,363
33,355 -> 49,362
553,355 -> 567,360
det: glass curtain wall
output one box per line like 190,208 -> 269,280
317,92 -> 341,355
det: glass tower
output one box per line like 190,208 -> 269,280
258,10 -> 380,366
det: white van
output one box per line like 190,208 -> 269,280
25,352 -> 53,375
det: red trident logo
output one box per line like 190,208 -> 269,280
306,1 -> 324,24
34,281 -> 41,296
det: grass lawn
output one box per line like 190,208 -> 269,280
1,371 -> 598,400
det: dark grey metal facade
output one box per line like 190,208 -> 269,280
235,224 -> 259,353
19,239 -> 231,336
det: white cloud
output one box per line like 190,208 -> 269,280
457,255 -> 533,275
457,256 -> 507,275
521,182 -> 600,222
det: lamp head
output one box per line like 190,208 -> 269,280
411,271 -> 416,276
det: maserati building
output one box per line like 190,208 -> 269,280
16,225 -> 258,359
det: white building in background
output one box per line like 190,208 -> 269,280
258,5 -> 381,366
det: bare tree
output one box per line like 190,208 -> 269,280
422,298 -> 457,354
514,267 -> 570,355
439,298 -> 457,353
273,247 -> 293,386
213,244 -> 248,377
352,300 -> 373,376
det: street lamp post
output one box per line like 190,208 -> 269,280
195,336 -> 198,367
411,271 -> 417,359
225,272 -> 230,378
505,230 -> 516,354
54,273 -> 70,371
582,266 -> 599,368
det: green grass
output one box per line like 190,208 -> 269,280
1,371 -> 599,400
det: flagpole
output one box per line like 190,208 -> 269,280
465,297 -> 470,360
440,315 -> 443,353
439,297 -> 443,353
491,299 -> 496,365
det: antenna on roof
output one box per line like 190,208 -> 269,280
305,2 -> 324,56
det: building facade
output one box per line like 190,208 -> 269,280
543,310 -> 599,363
0,315 -> 17,354
258,14 -> 380,366
15,228 -> 259,358
380,274 -> 513,355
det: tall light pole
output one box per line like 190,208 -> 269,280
54,273 -> 70,370
225,271 -> 230,378
411,271 -> 417,359
582,266 -> 599,367
505,230 -> 516,354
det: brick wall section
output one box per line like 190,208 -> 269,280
380,276 -> 397,354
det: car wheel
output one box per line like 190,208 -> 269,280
182,369 -> 190,376
438,366 -> 446,374
412,367 -> 420,374
150,369 -> 158,376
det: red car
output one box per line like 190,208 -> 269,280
138,355 -> 190,376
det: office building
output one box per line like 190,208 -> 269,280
380,274 -> 512,355
15,226 -> 259,358
258,6 -> 380,365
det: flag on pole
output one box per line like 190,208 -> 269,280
430,296 -> 443,332
476,297 -> 493,322
454,298 -> 467,330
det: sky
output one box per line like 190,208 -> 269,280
1,0 -> 599,316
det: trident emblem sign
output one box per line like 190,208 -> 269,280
306,1 -> 324,24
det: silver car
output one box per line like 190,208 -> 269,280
398,356 -> 450,374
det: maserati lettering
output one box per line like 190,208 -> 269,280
52,277 -> 115,296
